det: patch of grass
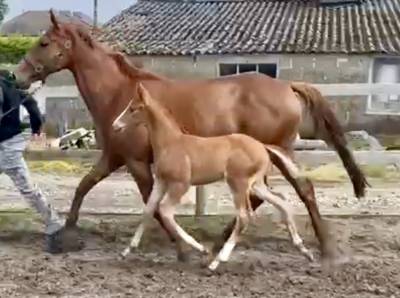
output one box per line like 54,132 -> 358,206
302,163 -> 400,182
302,164 -> 347,182
27,160 -> 91,175
0,210 -> 40,231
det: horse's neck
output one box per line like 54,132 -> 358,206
70,49 -> 126,127
146,102 -> 182,153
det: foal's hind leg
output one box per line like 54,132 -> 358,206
159,183 -> 208,254
121,179 -> 166,258
252,183 -> 314,261
209,186 -> 250,271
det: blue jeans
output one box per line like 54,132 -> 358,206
0,134 -> 64,234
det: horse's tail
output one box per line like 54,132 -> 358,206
291,82 -> 369,198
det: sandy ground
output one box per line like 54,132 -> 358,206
1,171 -> 400,216
0,215 -> 399,297
0,172 -> 399,297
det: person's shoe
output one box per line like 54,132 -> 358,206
45,228 -> 64,254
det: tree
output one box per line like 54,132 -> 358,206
0,0 -> 8,24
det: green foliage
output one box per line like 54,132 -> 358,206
0,0 -> 8,24
0,36 -> 39,64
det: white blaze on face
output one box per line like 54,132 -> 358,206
112,102 -> 131,131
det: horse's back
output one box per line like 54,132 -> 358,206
140,72 -> 301,149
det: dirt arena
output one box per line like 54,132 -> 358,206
0,171 -> 400,297
0,214 -> 399,297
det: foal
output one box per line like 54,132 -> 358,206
112,83 -> 313,270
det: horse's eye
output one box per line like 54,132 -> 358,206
40,41 -> 49,47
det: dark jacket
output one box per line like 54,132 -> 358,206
0,78 -> 43,143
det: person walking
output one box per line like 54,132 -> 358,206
0,69 -> 64,253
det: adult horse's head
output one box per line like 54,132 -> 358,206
14,10 -> 84,89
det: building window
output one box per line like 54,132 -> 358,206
367,58 -> 400,114
219,63 -> 277,78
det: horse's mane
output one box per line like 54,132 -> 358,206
63,24 -> 160,80
109,52 -> 165,81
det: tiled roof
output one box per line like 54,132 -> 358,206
101,0 -> 400,55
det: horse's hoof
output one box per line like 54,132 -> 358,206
176,241 -> 192,263
60,227 -> 85,252
177,250 -> 191,263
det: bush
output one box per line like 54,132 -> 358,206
0,36 -> 38,64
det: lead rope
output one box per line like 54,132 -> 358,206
0,83 -> 43,122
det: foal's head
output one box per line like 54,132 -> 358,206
14,10 -> 94,88
112,83 -> 151,132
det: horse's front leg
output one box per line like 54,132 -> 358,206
57,154 -> 122,252
126,159 -> 191,262
65,153 -> 122,227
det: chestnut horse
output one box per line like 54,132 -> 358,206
14,11 -> 367,258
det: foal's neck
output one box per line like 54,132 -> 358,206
145,101 -> 182,154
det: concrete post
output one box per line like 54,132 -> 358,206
195,186 -> 206,217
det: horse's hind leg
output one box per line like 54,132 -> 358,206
66,154 -> 121,227
251,183 -> 314,261
121,178 -> 166,257
159,183 -> 208,254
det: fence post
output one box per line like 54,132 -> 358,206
195,186 -> 206,217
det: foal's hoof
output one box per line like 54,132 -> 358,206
306,252 -> 315,262
119,249 -> 130,260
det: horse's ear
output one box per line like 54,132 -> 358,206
49,9 -> 60,30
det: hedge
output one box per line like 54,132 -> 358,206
0,36 -> 39,64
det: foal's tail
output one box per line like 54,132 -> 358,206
291,82 -> 369,198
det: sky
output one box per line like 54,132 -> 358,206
4,0 -> 135,23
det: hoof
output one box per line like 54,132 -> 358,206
61,227 -> 85,253
208,259 -> 220,272
119,248 -> 130,260
177,250 -> 191,263
176,241 -> 192,263
306,252 -> 315,262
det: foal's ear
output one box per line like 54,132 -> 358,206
49,9 -> 60,30
137,83 -> 151,106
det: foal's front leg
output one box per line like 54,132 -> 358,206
127,160 -> 191,261
159,184 -> 209,255
121,178 -> 166,257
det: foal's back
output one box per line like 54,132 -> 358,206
156,133 -> 269,185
